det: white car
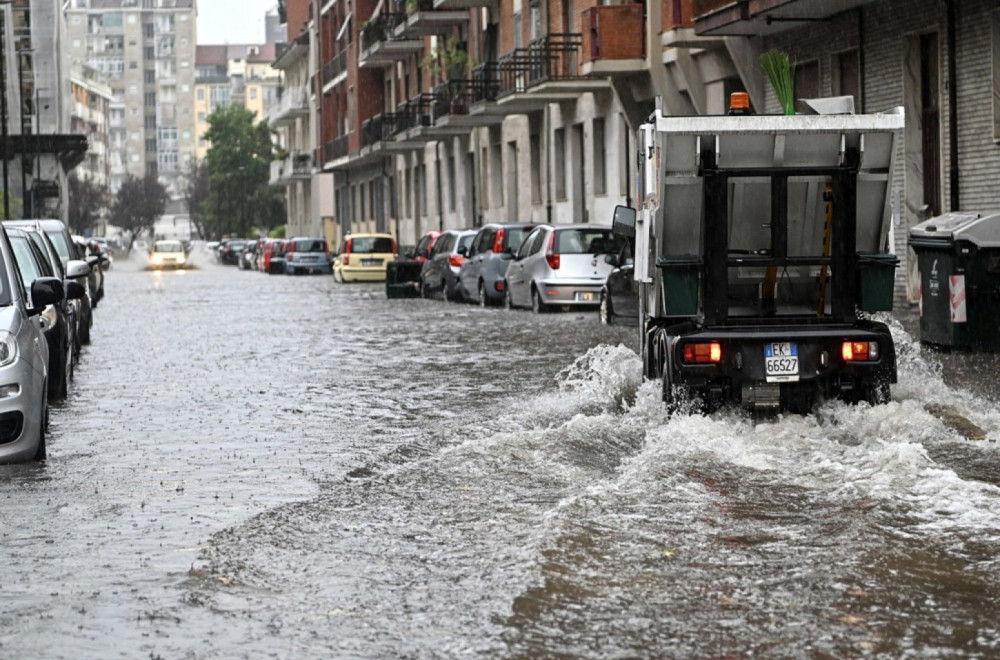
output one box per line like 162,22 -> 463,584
148,240 -> 188,269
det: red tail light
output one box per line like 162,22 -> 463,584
842,341 -> 878,361
343,239 -> 352,265
492,228 -> 506,253
545,231 -> 559,269
449,254 -> 465,268
682,342 -> 722,364
343,255 -> 350,265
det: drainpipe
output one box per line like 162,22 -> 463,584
624,122 -> 631,209
435,140 -> 444,230
946,0 -> 960,211
856,8 -> 865,112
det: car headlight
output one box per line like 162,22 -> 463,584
177,254 -> 186,264
0,331 -> 18,368
151,255 -> 163,264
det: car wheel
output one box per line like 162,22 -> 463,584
49,336 -> 68,400
503,284 -> 514,310
79,311 -> 91,345
599,291 -> 613,325
478,281 -> 489,308
419,277 -> 430,299
531,287 -> 547,314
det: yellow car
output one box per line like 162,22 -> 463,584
148,239 -> 188,269
333,233 -> 397,282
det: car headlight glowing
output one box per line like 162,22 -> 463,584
0,331 -> 18,368
151,255 -> 163,264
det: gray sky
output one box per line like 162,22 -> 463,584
196,0 -> 279,45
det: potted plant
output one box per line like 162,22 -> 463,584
422,37 -> 471,113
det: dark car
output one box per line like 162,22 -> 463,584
6,219 -> 94,346
456,223 -> 537,306
218,239 -> 248,265
74,235 -> 104,308
419,229 -> 476,301
7,228 -> 85,400
599,241 -> 638,326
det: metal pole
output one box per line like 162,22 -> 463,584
0,6 -> 10,220
16,48 -> 26,218
34,86 -> 41,218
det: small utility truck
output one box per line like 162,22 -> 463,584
612,98 -> 905,414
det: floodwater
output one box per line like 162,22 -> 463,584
1,250 -> 998,659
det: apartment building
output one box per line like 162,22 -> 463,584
287,0 -> 1000,303
64,0 -> 197,200
194,43 -> 282,161
69,63 -> 114,231
0,0 -> 87,221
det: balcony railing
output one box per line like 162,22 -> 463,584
269,86 -> 310,124
470,62 -> 500,103
324,135 -> 349,162
497,34 -> 583,97
323,49 -> 349,86
360,12 -> 407,52
361,113 -> 399,147
394,94 -> 436,132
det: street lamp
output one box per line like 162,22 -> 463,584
0,0 -> 13,220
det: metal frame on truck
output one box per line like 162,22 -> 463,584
613,103 -> 905,414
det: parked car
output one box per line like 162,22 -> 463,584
419,229 -> 476,301
7,228 -> 83,400
333,233 -> 397,282
599,241 -> 638,326
148,239 -> 188,270
284,237 -> 331,275
15,225 -> 86,370
239,239 -> 262,271
89,237 -> 115,269
505,224 -> 621,312
74,235 -> 104,308
260,239 -> 289,274
218,239 -> 248,265
456,223 -> 537,306
0,227 -> 65,463
6,219 -> 94,346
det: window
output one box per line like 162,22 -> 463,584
833,49 -> 860,111
196,88 -> 204,101
144,92 -> 156,107
593,118 -> 606,195
530,134 -> 541,203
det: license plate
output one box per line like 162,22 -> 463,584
362,259 -> 381,267
576,291 -> 595,302
302,256 -> 316,262
764,342 -> 799,382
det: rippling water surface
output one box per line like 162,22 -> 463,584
1,252 -> 998,658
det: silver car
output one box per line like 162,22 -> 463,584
0,228 -> 65,463
504,224 -> 622,312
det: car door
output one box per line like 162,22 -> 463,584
508,227 -> 543,306
458,227 -> 494,300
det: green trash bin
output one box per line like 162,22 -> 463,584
909,211 -> 1000,351
656,255 -> 701,317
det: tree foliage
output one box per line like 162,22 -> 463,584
182,159 -> 211,241
202,104 -> 285,239
108,174 -> 169,248
67,174 -> 107,235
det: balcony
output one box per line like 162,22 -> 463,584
323,135 -> 349,166
322,50 -> 349,88
394,0 -> 468,38
360,113 -> 420,154
270,152 -> 314,185
359,13 -> 422,67
432,0 -> 490,10
496,34 -> 609,110
581,5 -> 647,76
693,0 -> 879,37
269,87 -> 311,126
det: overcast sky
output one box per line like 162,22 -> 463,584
196,0 -> 280,45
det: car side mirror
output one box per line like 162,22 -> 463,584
611,205 -> 636,239
604,253 -> 619,267
65,259 -> 90,278
64,279 -> 86,300
28,277 -> 64,315
457,246 -> 468,257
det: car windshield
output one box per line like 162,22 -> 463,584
503,227 -> 533,251
45,230 -> 73,264
350,237 -> 393,253
555,228 -> 619,255
9,236 -> 43,286
292,239 -> 326,252
153,242 -> 184,253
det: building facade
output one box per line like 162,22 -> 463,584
275,0 -> 1000,307
64,0 -> 197,199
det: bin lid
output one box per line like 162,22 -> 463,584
908,211 -> 1000,247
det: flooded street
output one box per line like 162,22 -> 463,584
2,250 -> 999,658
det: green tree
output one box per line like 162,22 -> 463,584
182,158 -> 211,240
67,174 -> 107,235
203,104 -> 285,239
108,174 -> 169,250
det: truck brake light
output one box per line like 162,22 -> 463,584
842,341 -> 879,361
683,342 -> 722,364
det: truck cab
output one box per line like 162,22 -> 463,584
613,99 -> 904,414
